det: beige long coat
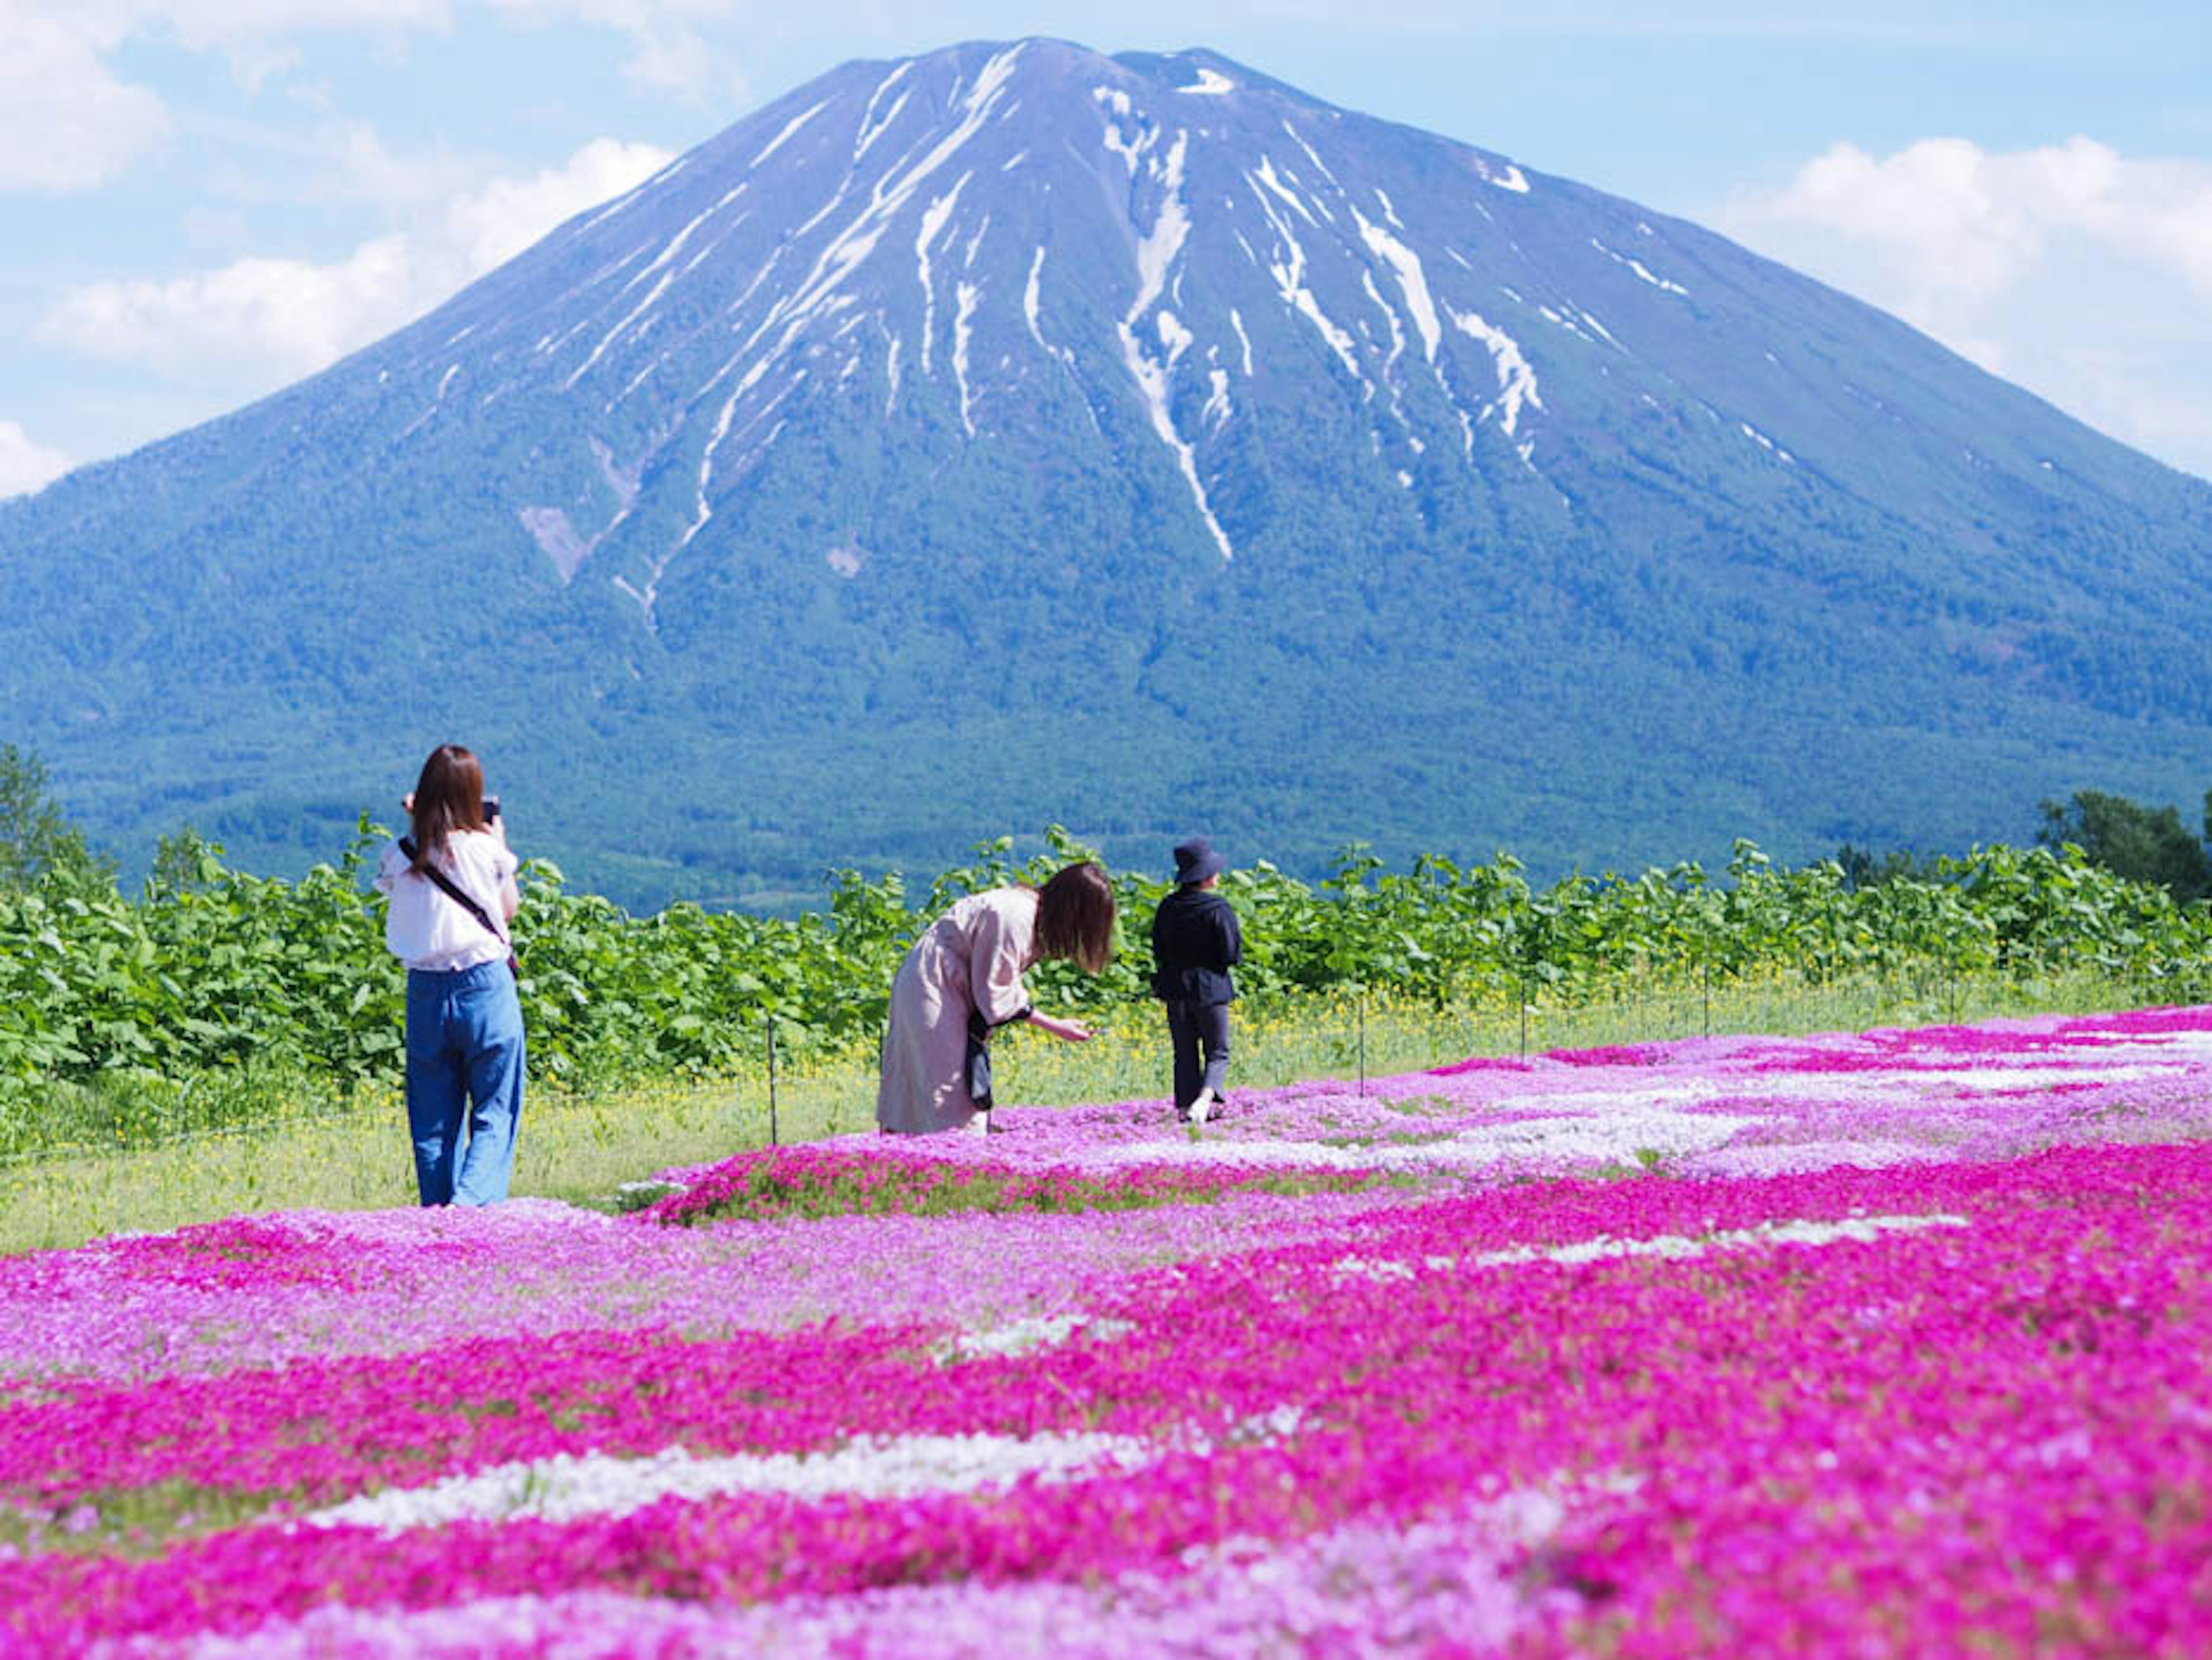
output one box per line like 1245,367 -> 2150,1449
876,887 -> 1039,1134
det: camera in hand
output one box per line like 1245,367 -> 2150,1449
483,796 -> 501,824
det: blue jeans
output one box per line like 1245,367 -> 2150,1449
404,961 -> 525,1206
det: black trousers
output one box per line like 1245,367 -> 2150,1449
1164,999 -> 1232,1111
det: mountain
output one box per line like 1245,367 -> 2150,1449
6,38 -> 2211,907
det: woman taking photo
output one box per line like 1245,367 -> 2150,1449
877,861 -> 1115,1135
374,743 -> 525,1205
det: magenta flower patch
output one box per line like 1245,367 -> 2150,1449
0,1007 -> 2206,1655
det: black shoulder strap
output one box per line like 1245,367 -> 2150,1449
398,836 -> 510,950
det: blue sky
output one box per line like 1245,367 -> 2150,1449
4,1 -> 2209,492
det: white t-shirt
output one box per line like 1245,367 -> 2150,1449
375,829 -> 520,971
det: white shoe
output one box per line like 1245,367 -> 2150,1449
1186,1094 -> 1211,1126
966,1109 -> 993,1136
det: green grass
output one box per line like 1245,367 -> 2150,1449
0,1072 -> 845,1256
0,969 -> 2164,1256
654,1160 -> 1396,1226
0,1479 -> 294,1561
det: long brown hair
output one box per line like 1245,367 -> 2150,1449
1033,861 -> 1115,973
407,744 -> 487,872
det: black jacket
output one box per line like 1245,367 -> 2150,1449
1150,886 -> 1243,1006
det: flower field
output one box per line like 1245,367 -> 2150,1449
2,1007 -> 2209,1655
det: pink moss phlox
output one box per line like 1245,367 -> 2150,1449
0,1194 -> 1404,1391
96,1219 -> 382,1292
0,1142 -> 2203,1653
5,1009 -> 2211,1654
1543,1043 -> 1669,1068
126,1502 -> 1557,1657
1426,1053 -> 1536,1076
638,1143 -> 1375,1226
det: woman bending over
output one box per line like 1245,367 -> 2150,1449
877,861 -> 1115,1135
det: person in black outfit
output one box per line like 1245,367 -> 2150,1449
1151,837 -> 1243,1124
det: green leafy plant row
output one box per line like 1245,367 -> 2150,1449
2,820 -> 2206,1117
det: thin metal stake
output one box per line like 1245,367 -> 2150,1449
766,1012 -> 779,1147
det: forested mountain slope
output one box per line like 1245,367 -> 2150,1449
5,38 -> 2209,905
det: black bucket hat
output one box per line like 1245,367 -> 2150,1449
1173,837 -> 1226,885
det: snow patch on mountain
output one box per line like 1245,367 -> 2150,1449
1130,132 -> 1191,316
1475,158 -> 1531,193
1281,123 -> 1340,188
1203,365 -> 1231,427
565,190 -> 743,392
1023,248 -> 1060,358
1252,157 -> 1319,227
1095,86 -> 1149,173
1593,237 -> 1688,296
518,508 -> 592,583
915,175 -> 971,375
855,63 -> 913,160
1447,305 -> 1541,441
1119,327 -> 1234,561
753,99 -> 827,168
1354,208 -> 1441,361
1741,422 -> 1796,463
1245,171 -> 1360,380
1112,124 -> 1232,559
398,362 -> 463,439
954,282 -> 982,436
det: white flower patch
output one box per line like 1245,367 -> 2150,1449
1842,1064 -> 2179,1095
1426,1107 -> 1752,1164
1328,1212 -> 1969,1281
1082,1140 -> 1381,1172
300,1404 -> 1317,1541
2120,1028 -> 2212,1060
302,1431 -> 1156,1535
1684,1140 -> 1944,1177
1497,1062 -> 2180,1116
1488,1082 -> 1718,1115
1080,1099 -> 1751,1174
1476,1211 -> 1971,1265
1330,1256 -> 1420,1282
940,1313 -> 1136,1362
1218,1404 -> 1305,1446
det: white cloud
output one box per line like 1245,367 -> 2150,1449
39,138 -> 673,384
444,137 -> 675,269
0,1 -> 463,194
1719,137 -> 2212,482
149,0 -> 456,43
618,25 -> 721,96
63,0 -> 456,56
43,236 -> 416,382
0,422 -> 74,499
314,122 -> 487,213
484,1 -> 749,97
0,2 -> 738,196
0,11 -> 172,192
